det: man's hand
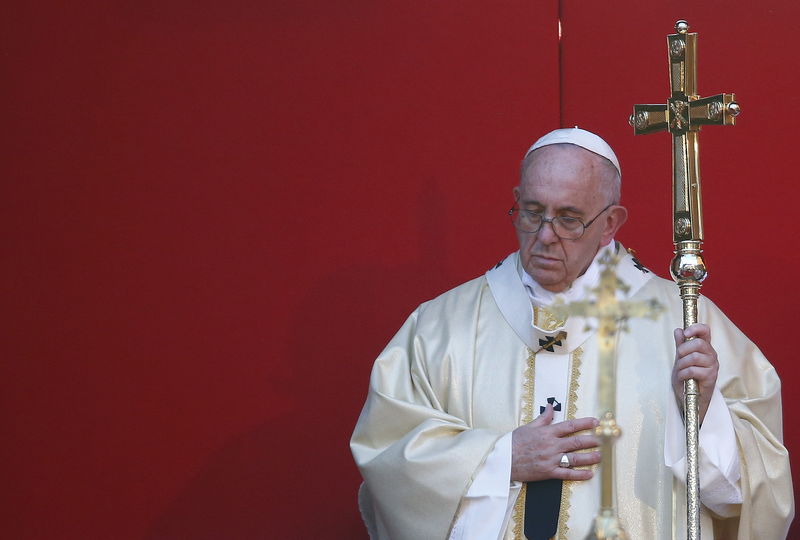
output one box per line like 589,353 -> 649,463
510,405 -> 601,483
672,323 -> 719,424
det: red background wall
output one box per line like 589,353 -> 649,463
3,2 -> 797,538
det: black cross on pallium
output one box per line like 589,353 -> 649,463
538,334 -> 564,352
494,259 -> 504,269
540,396 -> 562,414
631,256 -> 650,274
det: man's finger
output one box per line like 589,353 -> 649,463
675,351 -> 715,370
683,323 -> 711,341
560,450 -> 601,469
530,403 -> 555,427
675,365 -> 716,384
554,468 -> 594,481
560,433 -> 600,452
550,416 -> 598,436
677,337 -> 714,357
673,327 -> 685,348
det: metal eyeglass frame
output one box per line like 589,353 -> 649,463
508,202 -> 614,239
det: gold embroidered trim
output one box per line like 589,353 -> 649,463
557,346 -> 583,540
512,483 -> 528,539
567,348 -> 583,421
513,345 -> 583,540
534,306 -> 566,332
521,348 -> 536,425
513,347 -> 537,539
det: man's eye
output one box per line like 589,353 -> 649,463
557,216 -> 582,229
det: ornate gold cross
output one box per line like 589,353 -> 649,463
552,252 -> 663,540
629,19 -> 739,245
628,20 -> 740,540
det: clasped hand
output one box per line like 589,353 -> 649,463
510,405 -> 601,483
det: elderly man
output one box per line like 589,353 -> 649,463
350,128 -> 792,539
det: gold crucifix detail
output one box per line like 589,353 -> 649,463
551,252 -> 663,540
629,19 -> 740,244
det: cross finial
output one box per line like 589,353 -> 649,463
628,20 -> 740,243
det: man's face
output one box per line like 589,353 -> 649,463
514,144 -> 624,292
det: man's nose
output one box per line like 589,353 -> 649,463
536,219 -> 559,243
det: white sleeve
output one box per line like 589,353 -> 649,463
664,386 -> 743,517
449,432 -> 522,540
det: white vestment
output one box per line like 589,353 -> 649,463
350,244 -> 793,539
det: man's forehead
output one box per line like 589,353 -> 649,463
516,187 -> 595,213
518,148 -> 605,210
522,144 -> 605,181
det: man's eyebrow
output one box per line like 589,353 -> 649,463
518,198 -> 543,207
519,200 -> 585,215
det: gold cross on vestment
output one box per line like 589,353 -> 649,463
550,252 -> 663,540
550,252 -> 663,417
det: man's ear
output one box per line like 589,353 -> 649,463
512,186 -> 520,201
601,205 -> 628,244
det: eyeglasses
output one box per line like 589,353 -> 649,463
508,202 -> 614,240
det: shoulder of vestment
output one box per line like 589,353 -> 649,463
416,275 -> 489,320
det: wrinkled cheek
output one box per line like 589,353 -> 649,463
516,232 -> 535,254
517,238 -> 537,272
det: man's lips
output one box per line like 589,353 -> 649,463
530,254 -> 563,269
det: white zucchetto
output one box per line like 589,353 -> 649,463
525,127 -> 621,178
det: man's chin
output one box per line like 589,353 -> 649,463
527,268 -> 568,292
